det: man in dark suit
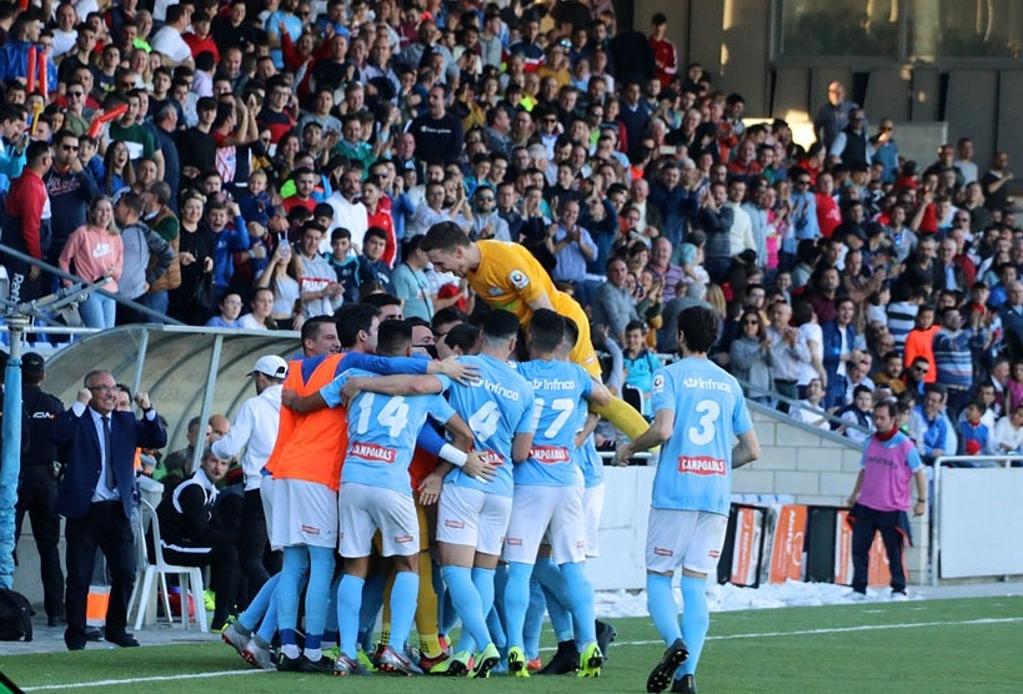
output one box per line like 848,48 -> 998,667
54,369 -> 167,651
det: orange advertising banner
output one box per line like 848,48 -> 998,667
768,504 -> 807,583
729,507 -> 757,585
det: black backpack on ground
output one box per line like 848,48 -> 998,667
0,588 -> 34,641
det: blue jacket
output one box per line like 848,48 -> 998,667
54,405 -> 167,520
822,320 -> 857,381
212,216 -> 250,290
0,40 -> 58,91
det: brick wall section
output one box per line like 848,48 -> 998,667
738,403 -> 930,584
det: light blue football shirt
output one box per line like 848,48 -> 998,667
444,354 -> 535,498
321,368 -> 455,494
515,359 -> 592,487
650,356 -> 752,515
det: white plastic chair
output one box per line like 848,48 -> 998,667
129,499 -> 209,633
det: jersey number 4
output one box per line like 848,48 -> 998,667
688,399 -> 720,445
355,393 -> 409,438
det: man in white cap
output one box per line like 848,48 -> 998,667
211,355 -> 287,606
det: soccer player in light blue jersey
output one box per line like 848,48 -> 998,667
334,309 -> 535,678
502,309 -> 611,678
615,306 -> 761,694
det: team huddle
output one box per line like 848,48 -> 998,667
217,226 -> 760,693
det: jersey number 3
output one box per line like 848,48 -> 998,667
687,399 -> 720,445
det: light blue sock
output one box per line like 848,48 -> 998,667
533,557 -> 573,642
559,561 -> 597,645
239,572 -> 279,631
278,546 -> 311,651
490,563 -> 509,651
337,574 -> 364,659
523,576 -> 546,660
387,571 -> 419,650
358,572 -> 387,650
646,573 -> 682,645
440,583 -> 458,636
255,587 -> 278,643
679,575 -> 710,677
472,567 -> 496,620
324,575 -> 340,645
441,565 -> 489,653
501,562 -> 532,650
302,546 -> 335,657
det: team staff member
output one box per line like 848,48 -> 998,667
54,369 -> 167,651
615,306 -> 761,694
14,352 -> 66,626
845,400 -> 927,599
420,222 -> 649,441
156,448 -> 241,629
211,354 -> 287,601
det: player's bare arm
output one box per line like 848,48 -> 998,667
512,431 -> 534,464
586,379 -> 612,408
280,388 -> 327,413
575,411 -> 600,448
730,429 -> 761,468
429,356 -> 480,384
615,409 -> 675,466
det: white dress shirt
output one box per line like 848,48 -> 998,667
72,401 -> 156,502
211,385 -> 283,491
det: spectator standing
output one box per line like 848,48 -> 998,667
211,355 -> 286,602
551,198 -> 598,300
592,257 -> 640,343
910,385 -> 950,465
57,197 -> 123,329
871,119 -> 899,184
957,401 -> 992,457
729,308 -> 773,403
391,235 -> 435,322
114,193 -> 173,324
44,130 -> 100,267
846,401 -> 926,598
822,297 -> 861,409
407,85 -> 464,165
814,81 -> 858,151
902,305 -> 940,384
2,141 -> 53,305
55,370 -> 166,650
295,223 -> 343,318
933,307 -> 979,418
981,151 -> 1013,212
953,138 -> 978,185
766,301 -> 811,403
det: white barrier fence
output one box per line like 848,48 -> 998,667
931,456 -> 1023,584
587,465 -> 657,591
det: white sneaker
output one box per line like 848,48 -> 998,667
890,590 -> 909,601
844,590 -> 868,602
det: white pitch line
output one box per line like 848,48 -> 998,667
20,616 -> 1023,691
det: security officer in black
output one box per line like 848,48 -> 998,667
14,352 -> 67,626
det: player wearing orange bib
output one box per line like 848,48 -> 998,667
421,222 -> 649,440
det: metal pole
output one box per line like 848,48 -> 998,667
930,457 -> 942,586
0,316 -> 27,589
190,334 -> 223,476
130,327 -> 150,397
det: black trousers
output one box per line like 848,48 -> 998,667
851,503 -> 908,594
240,489 -> 271,601
64,500 -> 135,648
14,468 -> 65,621
163,542 -> 240,626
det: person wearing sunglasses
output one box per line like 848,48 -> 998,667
44,129 -> 101,267
729,308 -> 773,404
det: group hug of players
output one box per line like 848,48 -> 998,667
220,224 -> 760,694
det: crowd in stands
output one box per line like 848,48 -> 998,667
0,0 -> 1020,463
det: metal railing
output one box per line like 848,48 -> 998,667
0,243 -> 184,326
929,454 -> 1023,585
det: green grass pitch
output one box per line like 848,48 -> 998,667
2,597 -> 1021,693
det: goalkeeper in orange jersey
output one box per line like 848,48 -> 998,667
420,222 -> 649,440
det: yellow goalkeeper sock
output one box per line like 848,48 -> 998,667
591,395 -> 649,440
416,552 -> 443,657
